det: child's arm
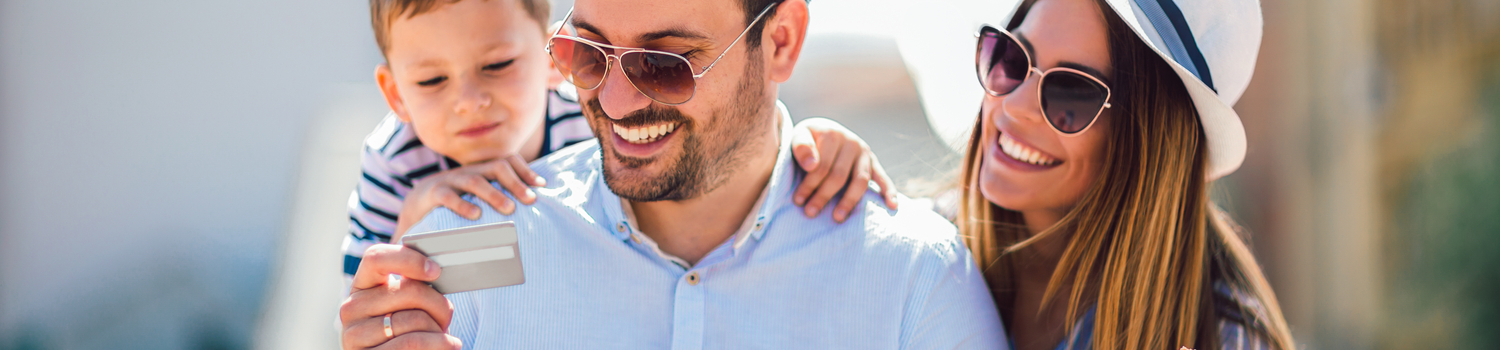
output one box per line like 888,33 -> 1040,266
790,117 -> 900,223
391,154 -> 545,240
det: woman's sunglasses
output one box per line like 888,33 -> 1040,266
976,25 -> 1112,135
545,3 -> 778,106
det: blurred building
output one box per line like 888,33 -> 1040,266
1228,0 -> 1500,348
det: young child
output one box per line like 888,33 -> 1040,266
344,0 -> 899,283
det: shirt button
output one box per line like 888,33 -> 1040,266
686,272 -> 701,285
616,222 -> 627,233
753,222 -> 763,231
630,234 -> 641,244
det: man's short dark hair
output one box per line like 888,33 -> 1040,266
739,0 -> 793,49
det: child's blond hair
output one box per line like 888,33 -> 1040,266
371,0 -> 551,58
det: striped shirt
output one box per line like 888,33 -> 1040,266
1051,281 -> 1279,350
342,87 -> 593,282
406,101 -> 1007,349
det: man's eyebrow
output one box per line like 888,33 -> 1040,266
572,20 -> 604,39
636,28 -> 710,43
570,19 -> 709,44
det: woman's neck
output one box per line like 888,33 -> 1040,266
1005,209 -> 1079,350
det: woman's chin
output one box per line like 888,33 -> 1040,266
978,167 -> 1044,212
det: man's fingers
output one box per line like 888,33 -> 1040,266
869,154 -> 899,209
504,155 -> 546,187
342,279 -> 454,331
370,331 -> 462,350
832,153 -> 873,223
352,245 -> 440,290
344,310 -> 443,349
805,142 -> 859,219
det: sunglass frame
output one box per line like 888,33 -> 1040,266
976,25 -> 1113,136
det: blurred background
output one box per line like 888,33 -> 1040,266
0,0 -> 1495,349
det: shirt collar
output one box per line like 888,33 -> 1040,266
599,101 -> 798,256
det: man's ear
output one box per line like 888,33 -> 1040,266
763,0 -> 809,84
375,64 -> 413,123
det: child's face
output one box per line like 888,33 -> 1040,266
377,0 -> 553,165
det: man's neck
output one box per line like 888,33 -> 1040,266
629,110 -> 783,266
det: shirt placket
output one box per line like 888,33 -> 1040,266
669,240 -> 740,350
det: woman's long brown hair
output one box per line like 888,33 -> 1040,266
956,1 -> 1295,348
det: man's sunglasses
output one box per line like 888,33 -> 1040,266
976,25 -> 1112,135
545,3 -> 779,106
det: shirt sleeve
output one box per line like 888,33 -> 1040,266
342,118 -> 415,291
898,235 -> 1010,350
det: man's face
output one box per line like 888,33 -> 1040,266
381,0 -> 552,165
569,0 -> 777,201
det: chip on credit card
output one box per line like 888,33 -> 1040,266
400,221 -> 524,294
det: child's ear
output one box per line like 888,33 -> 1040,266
545,57 -> 566,88
375,64 -> 413,123
544,21 -> 567,88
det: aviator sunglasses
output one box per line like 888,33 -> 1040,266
976,25 -> 1112,135
545,3 -> 779,105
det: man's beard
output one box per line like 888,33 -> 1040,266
583,54 -> 770,202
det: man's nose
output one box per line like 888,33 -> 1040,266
597,63 -> 652,120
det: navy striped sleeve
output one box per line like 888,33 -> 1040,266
343,113 -> 455,290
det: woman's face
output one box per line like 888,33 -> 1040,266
978,0 -> 1114,216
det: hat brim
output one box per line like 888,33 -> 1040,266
896,0 -> 1246,180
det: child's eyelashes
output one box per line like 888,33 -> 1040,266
417,76 -> 447,87
483,59 -> 516,71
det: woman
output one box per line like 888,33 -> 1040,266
948,0 -> 1296,348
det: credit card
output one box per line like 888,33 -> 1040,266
400,221 -> 524,294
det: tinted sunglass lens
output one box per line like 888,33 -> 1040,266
976,29 -> 1028,95
620,51 -> 695,104
550,37 -> 608,89
1040,72 -> 1109,134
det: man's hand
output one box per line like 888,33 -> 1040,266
340,244 -> 461,350
790,117 -> 899,223
393,155 -> 545,239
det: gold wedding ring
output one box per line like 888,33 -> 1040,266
382,313 -> 394,338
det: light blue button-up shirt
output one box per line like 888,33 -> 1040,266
408,103 -> 1006,349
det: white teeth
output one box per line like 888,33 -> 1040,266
998,133 -> 1059,166
612,122 -> 679,144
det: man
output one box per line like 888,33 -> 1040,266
338,0 -> 1006,348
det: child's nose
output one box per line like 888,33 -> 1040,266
453,80 -> 492,115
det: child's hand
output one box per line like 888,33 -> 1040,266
392,155 -> 545,240
790,117 -> 899,223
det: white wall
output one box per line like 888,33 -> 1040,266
0,0 -> 381,348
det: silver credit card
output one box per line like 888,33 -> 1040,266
400,221 -> 524,294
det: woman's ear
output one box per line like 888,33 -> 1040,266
375,64 -> 413,123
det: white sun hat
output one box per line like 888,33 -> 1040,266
895,0 -> 1262,180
